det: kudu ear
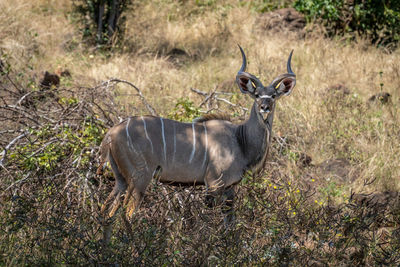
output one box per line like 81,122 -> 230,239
273,50 -> 296,97
236,73 -> 257,94
275,76 -> 296,96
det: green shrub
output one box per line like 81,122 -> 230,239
294,0 -> 400,48
168,97 -> 202,122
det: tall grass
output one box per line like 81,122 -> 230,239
1,0 -> 399,265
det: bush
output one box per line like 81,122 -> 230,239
168,97 -> 202,122
1,58 -> 400,265
294,0 -> 400,48
73,0 -> 131,47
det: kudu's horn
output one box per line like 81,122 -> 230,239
287,50 -> 295,76
238,44 -> 247,73
270,50 -> 296,88
236,45 -> 264,89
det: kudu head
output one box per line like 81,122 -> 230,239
236,45 -> 296,122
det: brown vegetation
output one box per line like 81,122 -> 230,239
1,0 -> 400,265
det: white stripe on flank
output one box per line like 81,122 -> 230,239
189,123 -> 196,163
126,117 -> 149,172
141,116 -> 154,153
160,118 -> 167,162
172,123 -> 176,164
201,122 -> 208,168
126,118 -> 134,150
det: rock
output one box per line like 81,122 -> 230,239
168,48 -> 187,57
319,158 -> 352,181
351,191 -> 400,209
297,152 -> 312,168
255,8 -> 306,35
167,48 -> 190,66
60,70 -> 71,77
368,92 -> 391,104
56,67 -> 71,78
39,71 -> 60,90
350,191 -> 400,228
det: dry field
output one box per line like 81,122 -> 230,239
1,0 -> 400,265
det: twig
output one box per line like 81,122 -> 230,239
274,135 -> 288,154
364,176 -> 377,186
190,87 -> 234,96
4,172 -> 31,191
0,129 -> 27,135
6,73 -> 23,94
215,96 -> 247,110
0,131 -> 28,168
199,86 -> 217,108
2,105 -> 41,125
102,78 -> 157,116
190,87 -> 208,96
191,87 -> 248,112
27,138 -> 59,159
16,91 -> 34,106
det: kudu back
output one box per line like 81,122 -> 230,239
97,46 -> 296,241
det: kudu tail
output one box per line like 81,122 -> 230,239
97,132 -> 112,175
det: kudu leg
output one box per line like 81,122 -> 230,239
101,182 -> 127,218
222,186 -> 236,227
204,177 -> 236,227
101,155 -> 127,245
123,183 -> 143,219
204,173 -> 225,208
101,187 -> 126,245
123,171 -> 153,219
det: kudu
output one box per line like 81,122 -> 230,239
97,46 -> 296,242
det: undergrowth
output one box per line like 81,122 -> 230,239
1,0 -> 400,265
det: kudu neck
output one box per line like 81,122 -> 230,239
236,101 -> 275,169
246,101 -> 274,135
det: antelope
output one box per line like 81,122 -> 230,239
97,46 -> 296,242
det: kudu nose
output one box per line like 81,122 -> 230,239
260,103 -> 270,113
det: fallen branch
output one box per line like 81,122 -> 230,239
191,87 -> 248,112
16,91 -> 34,106
199,86 -> 217,108
4,172 -> 32,191
190,87 -> 208,96
0,131 -> 28,168
102,78 -> 157,116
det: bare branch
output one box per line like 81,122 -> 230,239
0,131 -> 28,168
102,78 -> 157,116
4,172 -> 31,191
190,87 -> 208,96
191,87 -> 248,112
16,91 -> 34,106
199,86 -> 217,107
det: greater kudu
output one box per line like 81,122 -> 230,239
97,46 -> 296,242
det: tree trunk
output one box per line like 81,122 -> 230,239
97,0 -> 106,44
107,0 -> 119,40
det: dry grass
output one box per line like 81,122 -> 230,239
1,0 -> 400,265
